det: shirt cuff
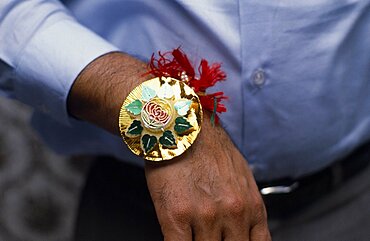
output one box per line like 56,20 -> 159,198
13,15 -> 118,125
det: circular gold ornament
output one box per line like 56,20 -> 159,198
119,77 -> 203,161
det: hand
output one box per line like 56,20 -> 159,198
68,52 -> 271,240
145,114 -> 271,241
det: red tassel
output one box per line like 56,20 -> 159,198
190,60 -> 226,93
172,48 -> 195,80
199,93 -> 227,124
148,47 -> 228,121
148,51 -> 182,78
199,92 -> 228,113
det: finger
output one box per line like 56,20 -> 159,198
193,227 -> 222,241
162,224 -> 192,241
250,223 -> 272,241
249,196 -> 271,241
191,202 -> 222,241
192,223 -> 222,241
222,222 -> 249,241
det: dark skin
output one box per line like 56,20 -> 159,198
68,52 -> 271,241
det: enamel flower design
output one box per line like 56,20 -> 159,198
124,78 -> 194,155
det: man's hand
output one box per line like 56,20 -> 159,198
145,113 -> 271,241
68,52 -> 271,240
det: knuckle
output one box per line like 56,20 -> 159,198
254,199 -> 265,213
223,195 -> 246,215
198,204 -> 217,223
252,199 -> 268,223
171,203 -> 192,222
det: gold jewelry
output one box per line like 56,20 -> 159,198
119,77 -> 203,161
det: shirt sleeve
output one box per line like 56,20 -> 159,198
0,0 -> 119,125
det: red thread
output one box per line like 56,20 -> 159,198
147,47 -> 228,121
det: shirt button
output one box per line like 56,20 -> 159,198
252,69 -> 266,87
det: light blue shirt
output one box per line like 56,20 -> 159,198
1,0 -> 370,181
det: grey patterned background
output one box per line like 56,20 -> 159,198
0,96 -> 90,241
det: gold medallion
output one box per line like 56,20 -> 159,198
119,77 -> 203,161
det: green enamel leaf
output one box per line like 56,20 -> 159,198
159,130 -> 177,148
125,100 -> 142,115
126,120 -> 143,136
142,85 -> 157,101
174,99 -> 191,116
141,134 -> 157,153
174,117 -> 193,135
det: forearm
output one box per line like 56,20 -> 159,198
67,52 -> 149,134
68,51 -> 270,240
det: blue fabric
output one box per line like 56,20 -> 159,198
0,0 -> 118,124
1,0 -> 370,181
